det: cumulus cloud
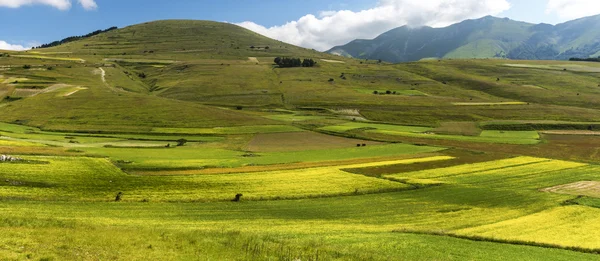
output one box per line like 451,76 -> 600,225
78,0 -> 96,10
0,40 -> 29,51
0,0 -> 97,10
546,0 -> 600,20
235,0 -> 511,51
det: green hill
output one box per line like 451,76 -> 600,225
328,15 -> 600,62
47,20 -> 323,60
6,19 -> 600,260
3,19 -> 600,132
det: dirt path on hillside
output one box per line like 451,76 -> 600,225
99,68 -> 107,83
95,67 -> 123,93
63,87 -> 88,97
30,84 -> 70,97
320,59 -> 345,64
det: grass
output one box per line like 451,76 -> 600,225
5,20 -> 600,259
81,143 -> 445,170
11,54 -> 85,62
319,121 -> 540,144
455,206 -> 600,250
152,125 -> 302,135
245,131 -> 382,152
319,122 -> 433,133
0,155 -> 453,202
452,102 -> 528,106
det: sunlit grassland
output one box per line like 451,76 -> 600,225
1,217 -> 597,261
152,125 -> 302,135
6,20 -> 600,259
452,102 -> 528,106
319,122 -> 433,133
0,139 -> 46,147
319,121 -> 541,144
81,143 -> 445,170
382,157 -> 600,249
0,156 -> 451,202
456,205 -> 600,249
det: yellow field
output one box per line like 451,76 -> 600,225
0,139 -> 46,147
452,102 -> 528,106
11,54 -> 85,63
384,156 -> 549,180
0,155 -> 453,202
456,206 -> 600,249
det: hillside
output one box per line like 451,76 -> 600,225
3,19 -> 600,131
5,19 -> 600,260
47,20 -> 324,60
328,15 -> 600,63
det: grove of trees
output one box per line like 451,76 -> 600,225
274,57 -> 316,68
35,26 -> 118,49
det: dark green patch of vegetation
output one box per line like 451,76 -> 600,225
35,26 -> 118,49
274,57 -> 316,68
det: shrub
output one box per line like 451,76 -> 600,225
22,65 -> 31,69
176,139 -> 188,147
232,193 -> 243,202
115,192 -> 123,202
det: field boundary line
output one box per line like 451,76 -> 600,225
389,158 -> 551,180
393,229 -> 600,255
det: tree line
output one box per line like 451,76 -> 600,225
569,57 -> 600,62
34,26 -> 118,49
274,57 -> 316,68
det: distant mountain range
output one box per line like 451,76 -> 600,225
327,15 -> 600,63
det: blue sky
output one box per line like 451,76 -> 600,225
1,0 -> 599,51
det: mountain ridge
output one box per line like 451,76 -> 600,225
328,15 -> 600,63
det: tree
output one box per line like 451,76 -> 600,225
232,193 -> 243,202
274,57 -> 316,68
115,192 -> 123,202
176,139 -> 188,147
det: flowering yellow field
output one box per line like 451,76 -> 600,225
384,156 -> 549,181
0,155 -> 452,202
455,206 -> 600,249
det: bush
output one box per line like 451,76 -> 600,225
273,57 -> 316,68
176,139 -> 188,147
22,65 -> 31,69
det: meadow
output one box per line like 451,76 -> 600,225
3,19 -> 600,260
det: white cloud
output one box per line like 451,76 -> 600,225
0,0 -> 97,10
546,0 -> 600,20
0,40 -> 29,51
235,0 -> 511,51
78,0 -> 96,10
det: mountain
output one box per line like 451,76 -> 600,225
327,15 -> 600,63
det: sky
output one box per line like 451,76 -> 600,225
1,0 -> 600,51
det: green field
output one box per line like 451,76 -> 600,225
3,19 -> 600,260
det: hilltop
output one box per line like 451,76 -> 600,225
328,15 -> 600,63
